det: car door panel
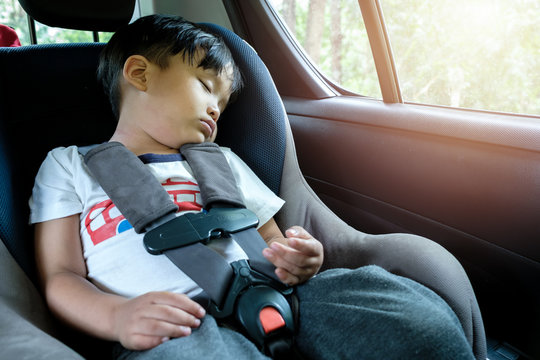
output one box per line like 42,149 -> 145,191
283,94 -> 540,353
285,96 -> 540,256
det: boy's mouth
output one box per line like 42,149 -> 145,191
200,118 -> 216,138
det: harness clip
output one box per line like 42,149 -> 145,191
143,208 -> 259,254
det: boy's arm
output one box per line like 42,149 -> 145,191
35,215 -> 205,351
258,218 -> 323,285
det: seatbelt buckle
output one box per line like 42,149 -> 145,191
143,208 -> 259,254
235,284 -> 295,353
208,260 -> 295,352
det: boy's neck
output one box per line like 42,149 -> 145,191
109,127 -> 180,156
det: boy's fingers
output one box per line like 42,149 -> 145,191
262,227 -> 323,285
275,268 -> 300,286
265,242 -> 303,265
264,246 -> 317,280
286,237 -> 323,257
133,317 -> 193,338
126,334 -> 164,351
126,320 -> 192,350
285,227 -> 323,257
149,292 -> 206,318
265,242 -> 321,269
285,226 -> 312,239
116,292 -> 205,350
143,303 -> 202,329
271,238 -> 322,265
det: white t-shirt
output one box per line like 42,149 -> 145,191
29,145 -> 284,299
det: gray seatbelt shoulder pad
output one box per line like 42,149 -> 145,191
84,142 -> 178,233
180,142 -> 245,209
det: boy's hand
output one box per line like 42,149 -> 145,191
262,226 -> 323,286
113,291 -> 206,350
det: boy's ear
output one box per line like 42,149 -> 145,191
123,55 -> 151,91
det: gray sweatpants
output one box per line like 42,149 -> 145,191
114,266 -> 474,360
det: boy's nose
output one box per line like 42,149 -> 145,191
207,104 -> 220,122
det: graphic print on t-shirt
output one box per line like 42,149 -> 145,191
85,178 -> 202,246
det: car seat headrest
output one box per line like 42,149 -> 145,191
18,0 -> 135,32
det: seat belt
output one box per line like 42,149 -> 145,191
84,141 -> 296,356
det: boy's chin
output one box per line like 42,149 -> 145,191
205,133 -> 217,143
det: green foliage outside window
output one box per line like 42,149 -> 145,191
270,0 -> 540,116
271,0 -> 382,99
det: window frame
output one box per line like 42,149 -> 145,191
357,0 -> 401,103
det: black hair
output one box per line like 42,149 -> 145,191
97,14 -> 243,119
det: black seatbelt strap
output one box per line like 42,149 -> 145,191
165,243 -> 233,304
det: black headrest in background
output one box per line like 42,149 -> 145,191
18,0 -> 135,32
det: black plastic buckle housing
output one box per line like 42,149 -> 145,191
211,260 -> 295,352
210,259 -> 292,318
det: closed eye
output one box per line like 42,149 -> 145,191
199,79 -> 211,93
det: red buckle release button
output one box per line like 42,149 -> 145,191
259,306 -> 286,334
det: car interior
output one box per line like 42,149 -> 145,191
0,0 -> 538,359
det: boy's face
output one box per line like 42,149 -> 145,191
138,51 -> 233,150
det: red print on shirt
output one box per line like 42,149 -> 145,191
85,179 -> 203,246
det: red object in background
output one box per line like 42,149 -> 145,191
0,24 -> 21,47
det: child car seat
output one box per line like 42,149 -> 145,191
0,0 -> 486,359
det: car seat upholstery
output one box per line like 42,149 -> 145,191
0,2 -> 486,359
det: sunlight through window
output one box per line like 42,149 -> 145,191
381,0 -> 540,116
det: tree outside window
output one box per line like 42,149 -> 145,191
270,0 -> 382,99
269,0 -> 540,116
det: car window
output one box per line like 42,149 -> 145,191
34,21 -> 113,44
380,0 -> 540,116
0,1 -> 113,45
267,0 -> 382,99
